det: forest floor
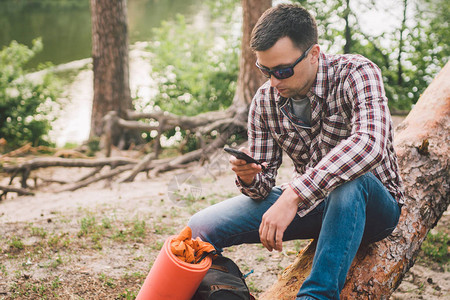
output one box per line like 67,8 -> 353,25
0,146 -> 448,299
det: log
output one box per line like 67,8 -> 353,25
260,62 -> 450,299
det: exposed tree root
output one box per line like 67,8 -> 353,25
0,185 -> 34,199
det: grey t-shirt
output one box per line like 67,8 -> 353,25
290,96 -> 311,125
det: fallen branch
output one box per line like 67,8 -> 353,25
76,166 -> 104,182
2,157 -> 138,188
0,184 -> 35,198
120,153 -> 156,182
3,157 -> 138,173
125,108 -> 233,128
58,165 -> 134,192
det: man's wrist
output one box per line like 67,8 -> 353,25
238,176 -> 256,187
285,184 -> 303,205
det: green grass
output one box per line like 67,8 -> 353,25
51,276 -> 61,289
9,236 -> 25,250
119,289 -> 138,300
0,263 -> 8,276
30,226 -> 48,238
131,219 -> 147,239
421,231 -> 449,265
102,217 -> 112,229
78,216 -> 98,237
99,272 -> 117,288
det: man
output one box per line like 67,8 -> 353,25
189,4 -> 404,299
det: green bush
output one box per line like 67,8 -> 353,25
147,14 -> 239,117
0,39 -> 61,150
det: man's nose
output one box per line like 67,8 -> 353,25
270,76 -> 281,87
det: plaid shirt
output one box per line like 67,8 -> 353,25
236,52 -> 405,217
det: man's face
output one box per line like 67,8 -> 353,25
255,37 -> 319,99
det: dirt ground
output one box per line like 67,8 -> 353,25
0,149 -> 448,299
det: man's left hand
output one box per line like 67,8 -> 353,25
259,187 -> 300,252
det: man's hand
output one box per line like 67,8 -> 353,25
259,186 -> 300,252
229,148 -> 266,185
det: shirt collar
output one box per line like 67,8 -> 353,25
309,52 -> 329,100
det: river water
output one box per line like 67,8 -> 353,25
0,0 -> 202,68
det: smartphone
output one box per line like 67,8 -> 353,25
223,147 -> 266,171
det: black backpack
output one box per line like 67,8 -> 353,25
192,256 -> 254,300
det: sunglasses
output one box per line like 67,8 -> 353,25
255,45 -> 314,80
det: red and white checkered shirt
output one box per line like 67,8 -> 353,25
236,52 -> 405,217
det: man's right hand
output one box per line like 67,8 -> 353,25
229,148 -> 266,185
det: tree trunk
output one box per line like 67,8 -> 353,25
233,0 -> 270,111
397,0 -> 408,86
343,0 -> 352,54
90,0 -> 132,142
260,62 -> 450,299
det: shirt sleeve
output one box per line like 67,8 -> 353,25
235,88 -> 283,200
290,62 -> 390,213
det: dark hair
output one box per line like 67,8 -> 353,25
250,4 -> 318,52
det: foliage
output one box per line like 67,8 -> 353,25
403,0 -> 450,106
293,0 -> 449,111
147,13 -> 239,116
421,231 -> 449,264
0,39 -> 61,150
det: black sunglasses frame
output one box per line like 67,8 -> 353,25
256,45 -> 314,80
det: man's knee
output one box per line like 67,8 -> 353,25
325,173 -> 371,209
188,210 -> 210,241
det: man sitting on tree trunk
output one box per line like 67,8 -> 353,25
189,4 -> 405,299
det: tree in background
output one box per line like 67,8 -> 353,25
90,0 -> 132,145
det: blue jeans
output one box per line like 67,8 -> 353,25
188,173 -> 401,300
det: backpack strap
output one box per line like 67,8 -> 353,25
211,284 -> 238,291
210,264 -> 228,273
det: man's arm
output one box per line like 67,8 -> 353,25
234,88 -> 283,199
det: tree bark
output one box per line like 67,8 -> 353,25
343,0 -> 352,54
233,0 -> 270,110
397,0 -> 407,86
90,0 -> 132,142
260,62 -> 450,299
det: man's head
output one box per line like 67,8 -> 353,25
251,4 -> 320,99
250,4 -> 318,53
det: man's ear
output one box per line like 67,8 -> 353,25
309,44 -> 320,62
